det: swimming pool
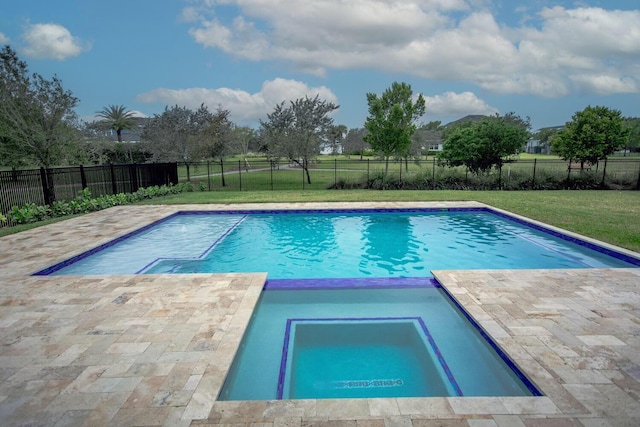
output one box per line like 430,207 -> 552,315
35,207 -> 639,401
38,208 -> 639,277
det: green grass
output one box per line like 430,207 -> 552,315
2,189 -> 639,254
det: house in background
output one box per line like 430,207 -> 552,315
527,125 -> 564,154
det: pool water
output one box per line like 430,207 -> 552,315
218,283 -> 538,400
38,208 -> 638,401
284,320 -> 457,399
42,209 -> 638,277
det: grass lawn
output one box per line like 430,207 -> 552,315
2,190 -> 639,254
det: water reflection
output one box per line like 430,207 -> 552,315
361,214 -> 419,274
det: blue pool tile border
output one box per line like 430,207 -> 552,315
277,316 -> 463,399
486,208 -> 640,267
435,277 -> 544,397
264,277 -> 439,290
32,211 -> 182,276
33,206 -> 640,276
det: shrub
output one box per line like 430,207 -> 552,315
2,182 -> 194,226
8,203 -> 51,224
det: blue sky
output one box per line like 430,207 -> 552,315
1,0 -> 639,131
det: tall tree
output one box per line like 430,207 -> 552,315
141,104 -> 214,180
96,105 -> 137,143
260,95 -> 338,184
0,45 -> 79,168
438,114 -> 530,175
364,82 -> 426,175
190,106 -> 232,185
553,106 -> 629,167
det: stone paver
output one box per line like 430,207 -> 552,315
1,202 -> 639,426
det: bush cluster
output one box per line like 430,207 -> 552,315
4,182 -> 194,225
330,168 -> 628,191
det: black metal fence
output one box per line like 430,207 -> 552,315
2,158 -> 639,216
0,163 -> 178,214
179,157 -> 640,192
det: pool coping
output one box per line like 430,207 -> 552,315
1,202 -> 639,426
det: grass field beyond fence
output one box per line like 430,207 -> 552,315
179,158 -> 640,191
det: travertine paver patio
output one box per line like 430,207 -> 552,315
0,202 -> 639,426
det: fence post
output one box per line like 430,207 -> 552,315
207,161 -> 211,191
399,160 -> 402,182
270,161 -> 274,191
334,158 -> 337,187
110,164 -> 118,194
79,165 -> 87,189
238,160 -> 242,191
636,162 -> 640,190
40,167 -> 53,206
367,159 -> 370,182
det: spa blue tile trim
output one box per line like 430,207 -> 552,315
276,316 -> 462,400
435,277 -> 544,397
264,277 -> 439,290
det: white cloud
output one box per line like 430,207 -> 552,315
136,78 -> 339,123
423,91 -> 498,116
22,23 -> 89,60
182,1 -> 640,97
0,32 -> 9,44
570,74 -> 639,95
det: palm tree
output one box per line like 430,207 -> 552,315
96,105 -> 137,142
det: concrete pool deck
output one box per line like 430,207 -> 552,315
0,202 -> 638,426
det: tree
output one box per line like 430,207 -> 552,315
622,117 -> 640,155
96,105 -> 137,143
229,125 -> 256,170
328,124 -> 347,155
364,82 -> 425,175
438,114 -> 530,175
192,106 -> 232,160
259,95 -> 338,184
141,104 -> 214,180
553,106 -> 629,167
342,127 -> 369,159
191,106 -> 233,185
0,45 -> 80,168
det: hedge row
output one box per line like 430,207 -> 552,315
2,182 -> 195,225
330,168 -> 634,191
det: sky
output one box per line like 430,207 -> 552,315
1,0 -> 639,131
